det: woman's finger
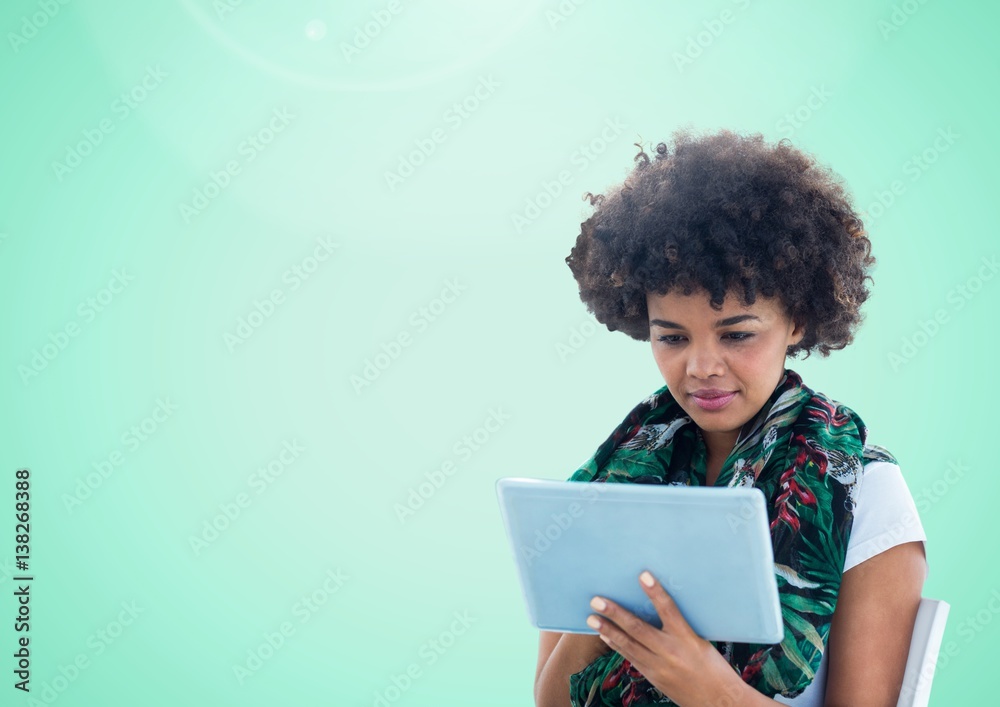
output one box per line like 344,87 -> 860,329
637,570 -> 696,638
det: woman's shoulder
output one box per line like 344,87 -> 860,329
861,442 -> 898,467
846,442 -> 927,576
798,382 -> 894,463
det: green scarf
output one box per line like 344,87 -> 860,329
566,369 -> 894,705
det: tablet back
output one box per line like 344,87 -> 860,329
496,477 -> 783,644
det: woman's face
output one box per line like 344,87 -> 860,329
646,288 -> 805,456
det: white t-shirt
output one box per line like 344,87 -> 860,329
773,459 -> 927,706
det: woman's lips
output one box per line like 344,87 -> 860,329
690,391 -> 737,411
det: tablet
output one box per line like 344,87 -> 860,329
495,477 -> 783,644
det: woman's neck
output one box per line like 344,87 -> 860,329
701,428 -> 739,469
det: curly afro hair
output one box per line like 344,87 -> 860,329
565,127 -> 875,358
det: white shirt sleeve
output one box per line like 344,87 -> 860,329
843,460 -> 928,578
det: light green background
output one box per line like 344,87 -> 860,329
1,1 -> 996,705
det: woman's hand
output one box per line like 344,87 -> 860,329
585,570 -> 748,706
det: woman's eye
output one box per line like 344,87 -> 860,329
657,335 -> 684,345
656,332 -> 754,345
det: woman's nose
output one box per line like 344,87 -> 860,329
686,341 -> 726,379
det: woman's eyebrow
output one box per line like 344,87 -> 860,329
649,314 -> 761,329
715,314 -> 761,327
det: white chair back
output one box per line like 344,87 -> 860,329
896,598 -> 950,707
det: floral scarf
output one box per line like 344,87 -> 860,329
566,369 -> 894,705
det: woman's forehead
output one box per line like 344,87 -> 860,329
646,289 -> 784,322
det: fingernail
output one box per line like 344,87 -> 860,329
586,615 -> 602,629
590,596 -> 607,611
640,571 -> 655,587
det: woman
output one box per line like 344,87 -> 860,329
534,129 -> 928,707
